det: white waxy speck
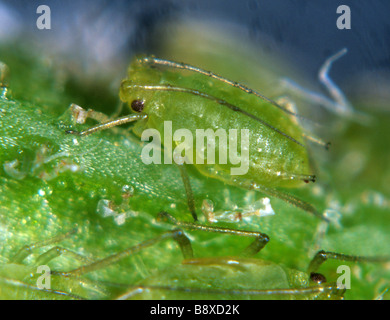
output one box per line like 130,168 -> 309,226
323,209 -> 342,229
69,164 -> 79,172
115,213 -> 127,225
97,199 -> 115,218
250,197 -> 274,218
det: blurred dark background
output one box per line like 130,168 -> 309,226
0,0 -> 389,109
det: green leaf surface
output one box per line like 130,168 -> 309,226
0,44 -> 389,300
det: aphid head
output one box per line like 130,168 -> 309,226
120,56 -> 164,113
119,79 -> 156,116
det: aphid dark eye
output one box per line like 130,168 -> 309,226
131,99 -> 145,112
310,272 -> 327,284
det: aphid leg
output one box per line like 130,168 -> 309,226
67,103 -> 136,139
70,103 -> 111,125
245,181 -> 328,221
10,228 -> 79,264
276,94 -> 330,150
56,229 -> 193,277
157,212 -> 270,257
33,245 -> 94,266
4,229 -> 107,299
176,163 -> 198,221
116,282 -> 340,300
0,277 -> 87,300
308,250 -> 390,275
65,113 -> 147,136
375,288 -> 389,300
275,172 -> 316,183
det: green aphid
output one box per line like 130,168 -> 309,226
68,56 -> 324,221
4,227 -> 389,300
120,56 -> 314,187
0,229 -> 106,300
127,256 -> 344,300
0,232 -> 344,300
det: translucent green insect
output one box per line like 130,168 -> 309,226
67,55 -> 326,222
3,227 -> 389,300
0,230 -> 341,300
0,229 -> 104,300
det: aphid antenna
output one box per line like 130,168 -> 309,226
9,227 -> 79,264
308,250 -> 390,275
302,132 -> 331,150
56,229 -> 194,277
144,56 -> 314,124
115,283 -> 338,300
124,84 -> 305,148
0,277 -> 86,300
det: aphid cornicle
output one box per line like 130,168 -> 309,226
69,56 -> 322,220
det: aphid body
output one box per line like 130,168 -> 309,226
119,56 -> 314,189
